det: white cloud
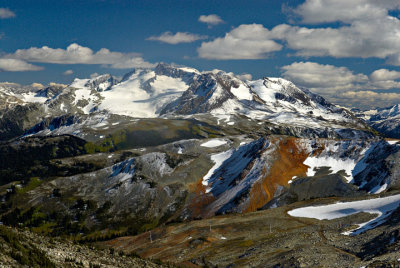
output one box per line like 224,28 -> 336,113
293,0 -> 400,24
285,0 -> 400,62
63,69 -> 73,75
198,24 -> 282,59
147,32 -> 207,44
369,69 -> 400,90
0,59 -> 43,71
334,91 -> 400,109
371,69 -> 400,81
236,73 -> 253,80
90,72 -> 100,78
49,82 -> 67,87
280,18 -> 400,61
281,62 -> 368,92
0,8 -> 15,19
198,2 -> 400,64
3,43 -> 155,69
281,61 -> 400,109
198,14 -> 224,27
31,83 -> 44,89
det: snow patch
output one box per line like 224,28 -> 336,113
230,84 -> 253,101
288,194 -> 400,235
201,139 -> 228,148
370,183 -> 388,194
304,156 -> 356,182
202,150 -> 234,191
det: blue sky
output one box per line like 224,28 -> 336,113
1,0 -> 400,108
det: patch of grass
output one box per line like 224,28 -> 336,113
16,177 -> 43,194
139,218 -> 159,232
31,222 -> 57,234
239,239 -> 254,247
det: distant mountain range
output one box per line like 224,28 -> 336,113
353,104 -> 400,139
0,63 -> 373,141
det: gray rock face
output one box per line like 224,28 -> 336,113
264,173 -> 362,209
154,62 -> 197,83
160,72 -> 237,115
83,74 -> 119,92
354,141 -> 400,192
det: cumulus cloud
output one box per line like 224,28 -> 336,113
63,69 -> 74,75
198,24 -> 282,59
147,32 -> 207,44
236,73 -> 253,80
281,62 -> 368,92
293,0 -> 400,24
0,8 -> 15,19
281,61 -> 400,109
49,82 -> 67,87
282,19 -> 400,60
3,43 -> 155,69
31,83 -> 44,89
371,69 -> 400,81
282,61 -> 400,92
0,59 -> 43,72
198,14 -> 224,27
368,69 -> 400,89
333,91 -> 400,110
198,2 -> 400,63
287,0 -> 400,62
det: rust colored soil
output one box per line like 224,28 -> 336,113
187,177 -> 215,218
245,137 -> 309,212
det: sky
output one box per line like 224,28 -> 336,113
0,0 -> 400,109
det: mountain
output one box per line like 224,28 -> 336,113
354,104 -> 400,139
2,63 -> 400,267
0,63 -> 372,141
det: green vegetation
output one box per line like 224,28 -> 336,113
16,177 -> 43,194
84,130 -> 127,153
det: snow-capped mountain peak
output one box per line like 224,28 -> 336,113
0,63 -> 371,139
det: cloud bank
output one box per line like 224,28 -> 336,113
1,43 -> 155,71
0,59 -> 43,72
198,1 -> 400,63
282,61 -> 400,109
198,24 -> 282,59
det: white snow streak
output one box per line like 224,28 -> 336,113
201,139 -> 228,148
202,150 -> 233,191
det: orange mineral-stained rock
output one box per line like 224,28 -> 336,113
187,178 -> 216,218
245,137 -> 309,212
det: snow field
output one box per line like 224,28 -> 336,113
288,194 -> 400,235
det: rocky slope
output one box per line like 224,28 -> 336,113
101,194 -> 400,268
0,225 -> 165,267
